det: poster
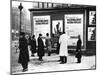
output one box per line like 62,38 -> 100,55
88,27 -> 96,41
52,20 -> 63,34
52,20 -> 63,47
65,14 -> 83,46
89,11 -> 96,25
33,15 -> 50,39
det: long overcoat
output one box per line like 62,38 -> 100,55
30,38 -> 37,53
75,39 -> 82,58
59,34 -> 69,56
37,37 -> 44,56
45,37 -> 52,51
18,37 -> 29,63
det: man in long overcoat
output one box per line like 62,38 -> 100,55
75,35 -> 82,63
18,32 -> 29,72
45,33 -> 52,56
30,35 -> 37,56
37,34 -> 45,61
59,32 -> 69,64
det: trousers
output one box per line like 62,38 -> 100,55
21,62 -> 28,69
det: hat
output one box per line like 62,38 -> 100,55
32,35 -> 35,38
39,33 -> 42,36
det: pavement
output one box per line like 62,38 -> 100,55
11,45 -> 96,75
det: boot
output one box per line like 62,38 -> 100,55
60,56 -> 64,64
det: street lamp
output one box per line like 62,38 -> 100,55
18,3 -> 23,35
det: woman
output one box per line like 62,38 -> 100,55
18,32 -> 29,72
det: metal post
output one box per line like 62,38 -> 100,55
20,10 -> 22,33
18,3 -> 23,35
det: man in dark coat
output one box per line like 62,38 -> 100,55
45,33 -> 52,56
75,35 -> 82,63
18,32 -> 29,72
37,34 -> 45,61
30,35 -> 37,56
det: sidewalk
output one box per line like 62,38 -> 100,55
11,48 -> 96,75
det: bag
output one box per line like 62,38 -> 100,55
75,52 -> 82,58
75,52 -> 78,58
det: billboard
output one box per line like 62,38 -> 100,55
65,14 -> 83,46
89,11 -> 96,25
33,15 -> 50,38
88,27 -> 96,41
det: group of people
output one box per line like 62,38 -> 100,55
18,32 -> 52,72
58,32 -> 82,64
18,32 -> 82,72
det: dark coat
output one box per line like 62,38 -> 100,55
30,38 -> 37,53
37,37 -> 44,56
28,37 -> 31,45
18,37 -> 29,63
75,39 -> 82,58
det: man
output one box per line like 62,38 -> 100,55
45,33 -> 52,56
54,22 -> 61,34
54,22 -> 61,54
18,32 -> 29,72
59,32 -> 69,64
30,35 -> 37,56
37,34 -> 45,61
75,35 -> 82,63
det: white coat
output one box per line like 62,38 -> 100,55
59,33 -> 69,56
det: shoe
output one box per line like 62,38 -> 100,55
38,59 -> 43,61
25,68 -> 28,71
77,62 -> 81,63
64,62 -> 67,63
22,68 -> 28,72
22,69 -> 26,72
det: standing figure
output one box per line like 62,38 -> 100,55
54,22 -> 61,54
37,34 -> 45,61
56,32 -> 62,54
25,35 -> 29,41
45,33 -> 52,56
56,36 -> 60,54
28,36 -> 31,45
75,35 -> 82,63
59,32 -> 69,64
54,22 -> 61,34
18,32 -> 29,72
28,35 -> 31,51
30,35 -> 37,56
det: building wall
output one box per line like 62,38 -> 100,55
30,7 -> 96,55
31,8 -> 87,50
85,7 -> 96,54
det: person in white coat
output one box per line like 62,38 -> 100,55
59,32 -> 69,64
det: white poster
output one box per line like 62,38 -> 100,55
89,11 -> 96,25
33,15 -> 50,39
88,27 -> 96,41
52,20 -> 63,34
65,14 -> 83,46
